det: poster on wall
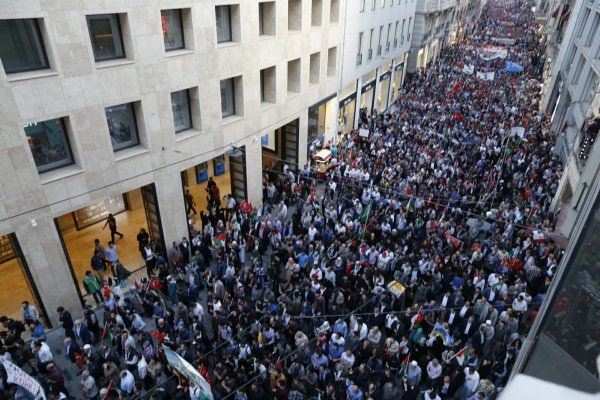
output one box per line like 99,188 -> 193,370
73,195 -> 126,230
261,130 -> 278,152
213,155 -> 226,176
196,162 -> 209,183
0,235 -> 16,264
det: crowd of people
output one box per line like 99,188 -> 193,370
0,1 -> 564,400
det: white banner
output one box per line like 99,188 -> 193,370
359,128 -> 370,138
477,46 -> 508,61
1,359 -> 46,400
476,71 -> 495,81
163,347 -> 213,400
462,64 -> 475,75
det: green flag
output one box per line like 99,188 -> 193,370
357,201 -> 372,223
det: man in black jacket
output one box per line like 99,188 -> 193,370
57,307 -> 75,339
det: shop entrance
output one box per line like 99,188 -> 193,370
308,96 -> 336,157
262,119 -> 300,173
180,154 -> 233,232
56,183 -> 165,293
0,234 -> 48,325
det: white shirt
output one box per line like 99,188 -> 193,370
36,342 -> 53,363
463,368 -> 480,393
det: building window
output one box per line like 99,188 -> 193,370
309,52 -> 320,84
260,66 -> 276,103
327,47 -> 337,77
330,0 -> 340,23
161,9 -> 185,51
171,89 -> 192,132
371,0 -> 376,10
0,19 -> 49,74
288,0 -> 302,30
215,5 -> 232,43
259,2 -> 276,36
287,58 -> 301,93
24,118 -> 74,173
220,78 -> 236,117
360,0 -> 366,12
86,14 -> 126,61
311,0 -> 322,27
105,103 -> 140,151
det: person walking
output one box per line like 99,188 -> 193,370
185,190 -> 197,216
57,306 -> 75,340
103,213 -> 124,243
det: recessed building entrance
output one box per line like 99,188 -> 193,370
0,234 -> 48,325
55,183 -> 165,294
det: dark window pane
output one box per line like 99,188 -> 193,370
220,79 -> 235,117
161,9 -> 184,51
24,118 -> 73,173
0,19 -> 49,74
171,90 -> 192,132
105,103 -> 139,151
86,14 -> 125,61
215,6 -> 232,43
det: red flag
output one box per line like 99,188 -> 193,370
101,322 -> 108,340
149,330 -> 167,342
401,353 -> 410,368
411,309 -> 424,327
240,199 -> 252,213
74,352 -> 86,369
199,364 -> 213,387
102,380 -> 114,400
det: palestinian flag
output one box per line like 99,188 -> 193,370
400,353 -> 410,373
357,201 -> 372,223
213,233 -> 227,248
101,323 -> 113,346
410,309 -> 424,327
454,346 -> 468,366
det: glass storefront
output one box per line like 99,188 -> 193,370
338,81 -> 357,135
308,96 -> 336,155
360,70 -> 377,117
377,72 -> 391,112
392,63 -> 404,103
519,185 -> 600,392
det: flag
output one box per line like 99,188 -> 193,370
410,309 -> 424,327
74,352 -> 86,369
149,330 -> 167,342
401,353 -> 410,370
101,380 -> 114,400
431,322 -> 454,346
163,347 -> 213,400
1,359 -> 46,400
199,364 -> 213,387
240,199 -> 252,213
453,346 -> 468,366
102,323 -> 113,346
213,233 -> 227,248
357,201 -> 372,223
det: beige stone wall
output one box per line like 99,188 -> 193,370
0,0 -> 340,324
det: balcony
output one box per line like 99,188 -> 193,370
377,44 -> 382,55
356,53 -> 362,66
368,48 -> 373,60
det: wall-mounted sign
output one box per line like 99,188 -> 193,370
73,195 -> 126,230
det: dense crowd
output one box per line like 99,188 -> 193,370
0,1 -> 564,400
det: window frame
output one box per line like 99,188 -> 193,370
215,5 -> 233,43
86,14 -> 126,62
0,18 -> 50,74
24,117 -> 75,174
220,78 -> 236,118
105,102 -> 141,152
171,89 -> 193,133
161,9 -> 185,51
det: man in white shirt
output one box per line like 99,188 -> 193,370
462,366 -> 480,398
33,340 -> 54,365
426,358 -> 443,385
339,349 -> 355,370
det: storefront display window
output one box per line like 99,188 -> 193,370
24,118 -> 74,173
377,73 -> 391,112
